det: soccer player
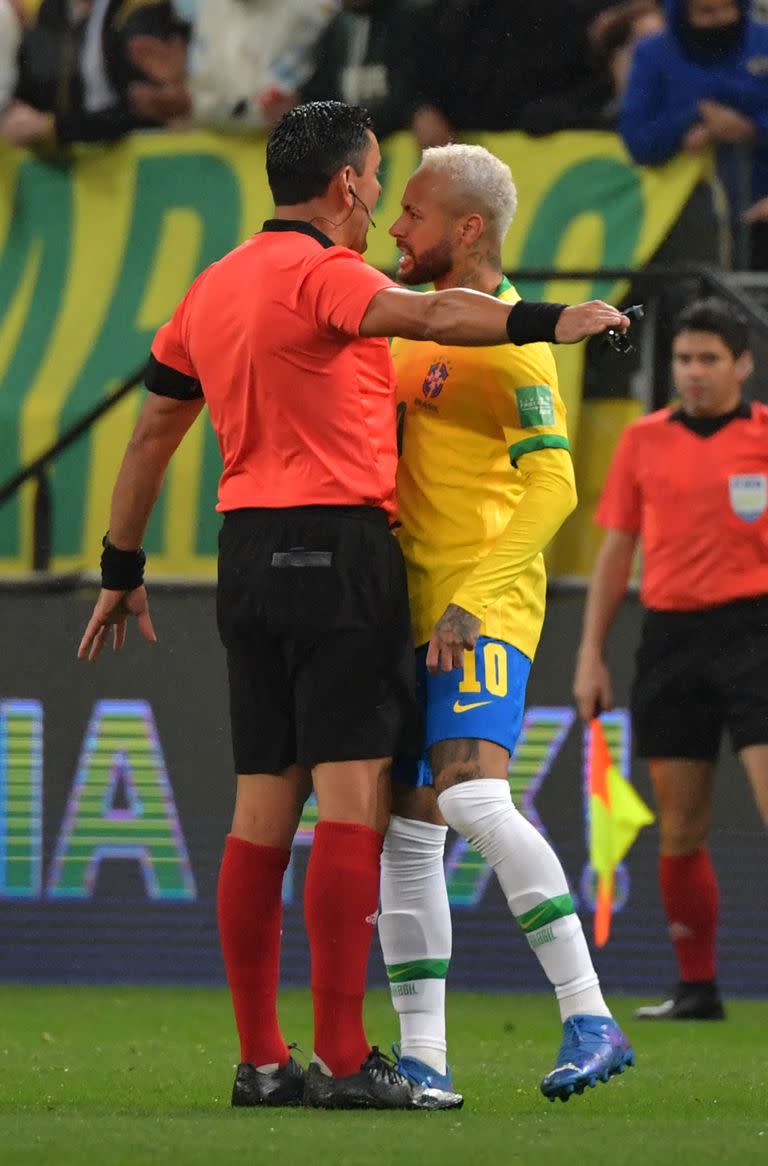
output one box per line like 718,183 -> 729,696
573,297 -> 768,1020
378,144 -> 634,1103
77,101 -> 628,1111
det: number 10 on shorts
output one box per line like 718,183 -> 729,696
459,641 -> 509,698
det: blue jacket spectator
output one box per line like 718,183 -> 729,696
620,0 -> 768,207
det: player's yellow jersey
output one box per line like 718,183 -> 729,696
392,279 -> 571,659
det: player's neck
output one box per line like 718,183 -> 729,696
434,264 -> 503,296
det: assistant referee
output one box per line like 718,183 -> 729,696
78,100 -> 628,1111
574,297 -> 768,1023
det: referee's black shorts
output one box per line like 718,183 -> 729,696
631,597 -> 768,762
216,505 -> 420,774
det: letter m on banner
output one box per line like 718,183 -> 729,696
47,701 -> 196,900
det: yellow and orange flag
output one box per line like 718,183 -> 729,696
588,717 -> 655,947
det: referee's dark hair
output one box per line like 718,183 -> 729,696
267,101 -> 374,205
673,297 -> 750,358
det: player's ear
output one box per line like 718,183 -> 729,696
459,212 -> 484,246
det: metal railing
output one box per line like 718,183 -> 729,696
0,364 -> 146,571
3,263 -> 768,572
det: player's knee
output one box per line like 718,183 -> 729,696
390,784 -> 442,825
437,780 -> 515,850
433,762 -> 484,794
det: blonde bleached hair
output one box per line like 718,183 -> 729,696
419,144 -> 518,248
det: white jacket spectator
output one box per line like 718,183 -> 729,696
0,0 -> 22,113
130,0 -> 339,129
190,0 -> 339,128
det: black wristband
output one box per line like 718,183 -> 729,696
100,533 -> 146,591
505,301 -> 567,346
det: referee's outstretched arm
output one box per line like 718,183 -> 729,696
359,286 -> 629,347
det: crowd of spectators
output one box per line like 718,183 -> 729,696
3,0 -> 768,264
0,0 -> 658,146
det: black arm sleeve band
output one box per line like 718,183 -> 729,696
144,353 -> 203,400
101,534 -> 146,591
505,301 -> 567,346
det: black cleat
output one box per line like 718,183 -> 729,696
231,1055 -> 305,1107
303,1046 -> 463,1110
634,982 -> 726,1021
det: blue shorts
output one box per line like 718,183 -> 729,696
393,635 -> 532,787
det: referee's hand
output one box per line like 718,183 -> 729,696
426,604 -> 482,674
573,647 -> 614,722
555,301 -> 629,345
77,586 -> 157,662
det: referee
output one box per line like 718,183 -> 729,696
574,298 -> 768,1022
78,100 -> 628,1111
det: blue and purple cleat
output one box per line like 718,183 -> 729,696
540,1015 -> 635,1102
394,1053 -> 455,1094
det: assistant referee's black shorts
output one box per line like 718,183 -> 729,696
631,597 -> 768,761
216,505 -> 420,774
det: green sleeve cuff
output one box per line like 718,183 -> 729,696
508,434 -> 570,466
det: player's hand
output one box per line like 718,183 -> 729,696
426,604 -> 482,675
555,302 -> 630,345
573,647 -> 614,721
77,586 -> 157,662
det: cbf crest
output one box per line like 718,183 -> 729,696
729,474 -> 767,522
422,360 -> 449,399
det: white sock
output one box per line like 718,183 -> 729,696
438,780 -> 610,1022
378,814 -> 451,1075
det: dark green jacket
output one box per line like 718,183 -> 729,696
301,0 -> 428,140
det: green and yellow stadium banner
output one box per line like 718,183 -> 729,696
0,131 -> 709,576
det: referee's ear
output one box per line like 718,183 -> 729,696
339,165 -> 356,205
736,350 -> 754,383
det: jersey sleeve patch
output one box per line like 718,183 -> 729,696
508,434 -> 570,466
515,384 -> 555,428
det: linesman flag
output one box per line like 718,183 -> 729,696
588,717 -> 655,947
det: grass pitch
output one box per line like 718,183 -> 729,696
0,987 -> 765,1166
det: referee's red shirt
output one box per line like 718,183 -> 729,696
147,221 -> 399,518
596,402 -> 768,610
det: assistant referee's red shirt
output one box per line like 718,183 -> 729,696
596,402 -> 768,611
146,220 -> 399,518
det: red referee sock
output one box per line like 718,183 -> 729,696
659,849 -> 719,983
304,820 -> 384,1078
217,834 -> 291,1067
